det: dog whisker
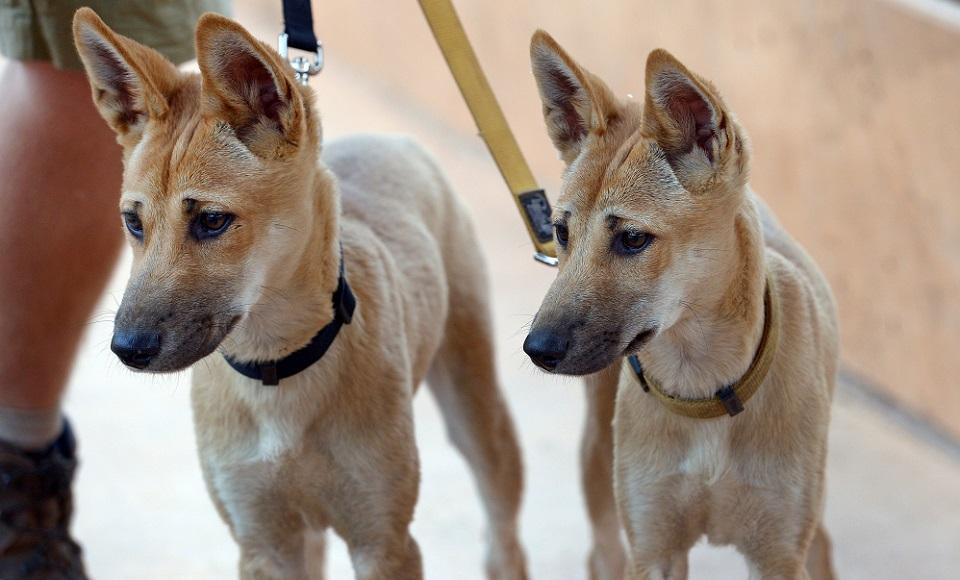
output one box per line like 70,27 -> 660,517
270,221 -> 302,233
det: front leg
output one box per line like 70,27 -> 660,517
614,385 -> 696,580
804,524 -> 835,580
322,403 -> 424,580
201,458 -> 310,580
738,478 -> 830,580
582,361 -> 627,580
626,555 -> 689,580
746,559 -> 810,580
193,384 -> 311,578
742,521 -> 825,580
239,537 -> 308,580
617,478 -> 694,580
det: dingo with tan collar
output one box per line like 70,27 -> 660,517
524,31 -> 838,580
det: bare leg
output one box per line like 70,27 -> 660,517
0,60 -> 122,415
426,281 -> 527,579
582,362 -> 627,580
0,57 -> 122,579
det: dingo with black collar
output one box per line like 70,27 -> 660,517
74,9 -> 528,579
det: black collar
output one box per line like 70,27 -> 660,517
223,255 -> 356,386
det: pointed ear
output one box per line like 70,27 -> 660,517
195,13 -> 306,157
530,30 -> 617,164
73,7 -> 178,140
643,49 -> 742,173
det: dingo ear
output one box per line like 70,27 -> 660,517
195,14 -> 305,157
643,49 -> 744,176
73,7 -> 178,141
530,31 -> 617,164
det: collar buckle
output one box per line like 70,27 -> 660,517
715,385 -> 744,417
260,362 -> 280,386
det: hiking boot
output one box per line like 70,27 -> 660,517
0,420 -> 87,579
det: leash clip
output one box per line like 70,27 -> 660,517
518,189 -> 559,268
533,253 -> 559,267
278,32 -> 323,85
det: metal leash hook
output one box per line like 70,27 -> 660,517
278,32 -> 323,85
534,253 -> 559,267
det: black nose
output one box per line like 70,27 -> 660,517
523,328 -> 569,371
111,329 -> 162,369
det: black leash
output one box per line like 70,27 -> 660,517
223,256 -> 356,386
281,0 -> 319,52
279,0 -> 324,85
226,4 -> 336,385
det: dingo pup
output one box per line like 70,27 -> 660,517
524,31 -> 838,580
73,9 -> 528,579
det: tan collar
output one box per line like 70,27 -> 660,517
627,270 -> 781,419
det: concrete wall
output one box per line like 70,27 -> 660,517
242,0 -> 960,438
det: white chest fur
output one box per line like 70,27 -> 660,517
229,373 -> 327,464
680,421 -> 732,485
252,389 -> 325,463
254,411 -> 307,461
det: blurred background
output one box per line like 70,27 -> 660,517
6,0 -> 958,577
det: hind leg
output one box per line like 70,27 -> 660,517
582,363 -> 627,580
426,288 -> 527,579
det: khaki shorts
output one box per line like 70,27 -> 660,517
0,0 -> 231,69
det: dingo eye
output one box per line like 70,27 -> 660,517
554,223 -> 569,247
122,212 -> 143,240
193,212 -> 234,240
614,230 -> 653,255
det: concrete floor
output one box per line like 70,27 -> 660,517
55,41 -> 960,577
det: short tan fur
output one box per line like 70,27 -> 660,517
74,9 -> 528,579
527,30 -> 839,580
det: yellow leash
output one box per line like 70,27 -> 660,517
417,0 -> 558,265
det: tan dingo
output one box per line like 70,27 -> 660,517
524,31 -> 838,579
73,9 -> 528,579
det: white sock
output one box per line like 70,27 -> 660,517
0,405 -> 64,451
